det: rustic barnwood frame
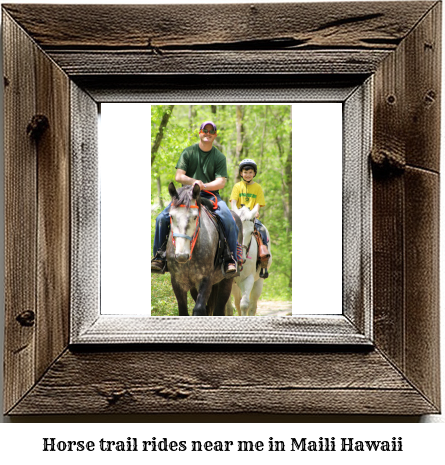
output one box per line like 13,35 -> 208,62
3,2 -> 441,415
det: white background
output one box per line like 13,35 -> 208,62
0,0 -> 443,459
99,103 -> 152,315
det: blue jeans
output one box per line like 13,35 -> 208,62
153,191 -> 239,262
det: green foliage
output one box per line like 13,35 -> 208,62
151,274 -> 195,316
151,105 -> 292,316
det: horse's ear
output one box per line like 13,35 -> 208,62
192,183 -> 201,200
252,203 -> 260,217
168,182 -> 178,199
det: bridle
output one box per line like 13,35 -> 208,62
170,203 -> 201,259
241,216 -> 255,263
170,190 -> 218,260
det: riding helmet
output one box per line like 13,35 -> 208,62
239,158 -> 257,176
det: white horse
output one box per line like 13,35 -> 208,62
226,204 -> 272,316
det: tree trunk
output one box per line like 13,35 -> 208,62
235,105 -> 244,182
258,106 -> 268,181
151,104 -> 174,165
275,135 -> 289,223
287,110 -> 292,289
157,176 -> 164,210
188,105 -> 196,133
287,109 -> 292,231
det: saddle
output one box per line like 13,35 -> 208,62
201,200 -> 240,277
252,225 -> 270,279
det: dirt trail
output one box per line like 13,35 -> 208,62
255,300 -> 292,317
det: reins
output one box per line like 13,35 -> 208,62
241,217 -> 256,263
242,232 -> 254,263
170,190 -> 218,260
202,189 -> 218,210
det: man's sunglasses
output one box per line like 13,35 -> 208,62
200,129 -> 217,135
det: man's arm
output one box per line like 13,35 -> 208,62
175,169 -> 226,191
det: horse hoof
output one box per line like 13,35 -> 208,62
192,311 -> 207,317
260,269 -> 269,279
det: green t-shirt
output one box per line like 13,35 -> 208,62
175,143 -> 228,194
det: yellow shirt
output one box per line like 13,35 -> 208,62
230,181 -> 266,210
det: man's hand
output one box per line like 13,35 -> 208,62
193,180 -> 206,190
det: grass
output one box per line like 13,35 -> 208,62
151,273 -> 195,316
151,270 -> 291,316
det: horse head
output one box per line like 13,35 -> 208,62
168,182 -> 201,263
234,204 -> 259,262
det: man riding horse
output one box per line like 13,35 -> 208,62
151,121 -> 239,276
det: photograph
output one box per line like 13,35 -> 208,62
150,104 -> 292,317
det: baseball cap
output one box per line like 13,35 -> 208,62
200,121 -> 217,131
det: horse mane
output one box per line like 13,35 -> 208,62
200,197 -> 214,210
237,205 -> 254,222
171,185 -> 200,209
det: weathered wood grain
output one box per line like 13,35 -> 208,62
404,2 -> 441,172
3,13 -> 38,414
35,44 -> 71,380
404,167 -> 440,408
372,175 -> 405,370
372,36 -> 407,368
371,2 -> 441,412
372,1 -> 441,172
2,2 -> 435,49
3,10 -> 71,413
8,349 -> 438,415
47,50 -> 390,76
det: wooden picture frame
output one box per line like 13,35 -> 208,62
3,2 -> 440,415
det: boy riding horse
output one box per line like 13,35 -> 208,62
230,159 -> 271,278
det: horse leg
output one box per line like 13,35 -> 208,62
239,274 -> 255,316
231,282 -> 242,316
248,278 -> 264,316
206,285 -> 218,316
171,279 -> 189,316
211,278 -> 233,316
225,294 -> 234,316
192,277 -> 213,316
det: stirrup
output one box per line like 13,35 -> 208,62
151,258 -> 168,274
222,261 -> 240,279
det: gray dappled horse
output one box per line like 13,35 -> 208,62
167,182 -> 242,316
